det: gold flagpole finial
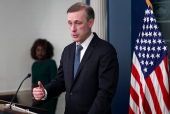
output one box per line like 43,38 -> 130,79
146,0 -> 153,10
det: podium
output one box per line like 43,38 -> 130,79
0,100 -> 49,114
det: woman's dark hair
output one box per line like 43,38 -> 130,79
30,39 -> 54,60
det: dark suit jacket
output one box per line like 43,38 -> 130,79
45,33 -> 119,114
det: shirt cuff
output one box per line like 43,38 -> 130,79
41,89 -> 47,100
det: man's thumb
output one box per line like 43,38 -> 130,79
38,81 -> 43,89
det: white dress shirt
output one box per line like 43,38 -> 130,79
76,32 -> 94,62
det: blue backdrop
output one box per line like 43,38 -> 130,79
108,0 -> 131,113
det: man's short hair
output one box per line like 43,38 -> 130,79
67,2 -> 95,21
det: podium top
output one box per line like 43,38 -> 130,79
0,100 -> 49,114
0,105 -> 28,114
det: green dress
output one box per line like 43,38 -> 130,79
32,59 -> 58,114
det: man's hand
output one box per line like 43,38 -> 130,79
32,81 -> 45,100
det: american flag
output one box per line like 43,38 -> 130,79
129,5 -> 170,114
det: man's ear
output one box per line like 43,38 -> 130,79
88,18 -> 94,28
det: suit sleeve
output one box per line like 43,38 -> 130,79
45,51 -> 66,101
88,45 -> 119,114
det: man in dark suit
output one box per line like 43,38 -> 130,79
33,2 -> 119,114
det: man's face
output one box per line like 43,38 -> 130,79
67,9 -> 94,45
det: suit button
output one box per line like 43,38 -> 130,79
70,92 -> 73,96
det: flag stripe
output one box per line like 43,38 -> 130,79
129,105 -> 135,114
131,60 -> 152,114
131,62 -> 143,114
155,65 -> 169,110
159,58 -> 170,112
130,95 -> 139,114
150,70 -> 168,114
131,73 -> 143,114
164,56 -> 170,80
164,56 -> 170,111
143,94 -> 152,114
160,58 -> 169,93
130,85 -> 139,107
145,75 -> 162,114
132,53 -> 159,114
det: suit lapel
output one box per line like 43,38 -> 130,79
73,33 -> 99,81
68,42 -> 76,84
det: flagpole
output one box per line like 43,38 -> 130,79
145,0 -> 153,10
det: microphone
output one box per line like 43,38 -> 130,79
9,73 -> 31,109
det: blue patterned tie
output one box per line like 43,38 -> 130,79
74,45 -> 83,78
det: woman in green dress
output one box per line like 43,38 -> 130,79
30,39 -> 58,114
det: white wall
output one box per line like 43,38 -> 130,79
0,0 -> 83,92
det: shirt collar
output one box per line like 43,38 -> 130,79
76,32 -> 94,49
